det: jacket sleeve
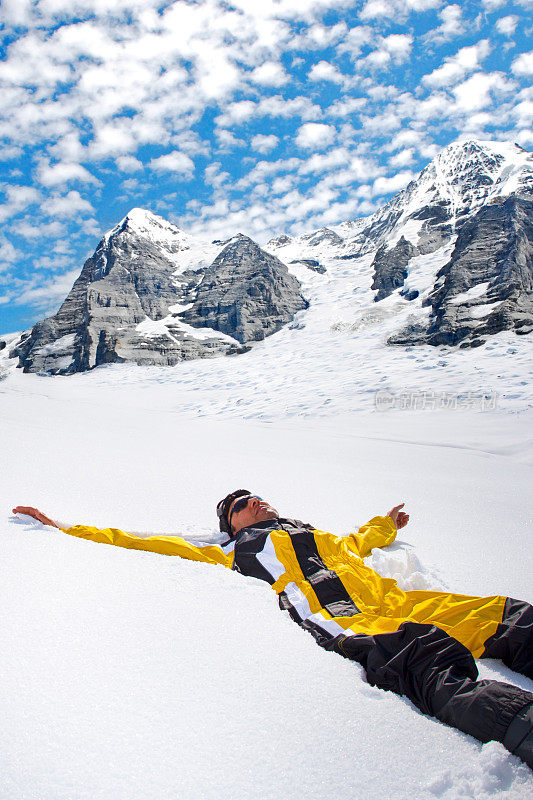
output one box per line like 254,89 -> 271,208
345,515 -> 397,559
59,524 -> 233,568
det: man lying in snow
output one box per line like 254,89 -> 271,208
13,492 -> 533,769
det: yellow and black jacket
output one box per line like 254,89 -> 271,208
60,515 -> 506,658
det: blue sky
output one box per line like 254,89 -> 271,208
0,0 -> 532,335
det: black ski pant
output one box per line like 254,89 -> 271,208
330,598 -> 533,767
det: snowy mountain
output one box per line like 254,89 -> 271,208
3,139 -> 532,374
11,212 -> 307,373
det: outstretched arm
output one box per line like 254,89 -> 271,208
347,503 -> 409,559
12,507 -> 234,568
12,506 -> 60,528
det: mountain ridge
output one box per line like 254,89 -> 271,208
3,138 -> 532,374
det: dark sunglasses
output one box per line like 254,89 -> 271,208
228,495 -> 262,526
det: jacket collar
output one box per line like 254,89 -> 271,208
234,517 -> 304,539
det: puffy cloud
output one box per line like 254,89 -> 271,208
372,170 -> 414,196
295,122 -> 336,149
481,0 -> 505,9
495,15 -> 519,36
215,129 -> 246,150
360,0 -> 440,21
298,147 -> 351,174
251,134 -> 279,154
41,191 -> 94,218
216,100 -> 257,127
12,219 -> 66,239
360,111 -> 401,134
327,96 -> 367,117
425,4 -> 464,44
512,51 -> 533,76
0,185 -> 41,223
249,62 -> 288,87
116,155 -> 143,172
453,72 -> 515,111
309,60 -> 344,82
381,34 -> 413,61
360,0 -> 395,20
289,21 -> 347,50
389,148 -> 415,167
423,41 -> 491,87
149,151 -> 195,177
0,237 -> 22,262
338,25 -> 373,58
216,95 -> 320,128
37,161 -> 100,187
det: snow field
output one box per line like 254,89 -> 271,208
1,380 -> 532,799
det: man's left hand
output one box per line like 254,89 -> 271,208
387,503 -> 409,530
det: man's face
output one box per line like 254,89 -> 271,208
228,495 -> 279,535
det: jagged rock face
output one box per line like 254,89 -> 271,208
181,235 -> 308,343
8,141 -> 533,374
371,236 -> 418,302
389,197 -> 533,346
15,214 -> 193,373
339,140 -> 533,258
14,214 -> 308,374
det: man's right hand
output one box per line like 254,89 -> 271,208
12,506 -> 60,528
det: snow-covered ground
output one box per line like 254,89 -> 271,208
1,360 -> 532,798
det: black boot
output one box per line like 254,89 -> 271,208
503,704 -> 533,769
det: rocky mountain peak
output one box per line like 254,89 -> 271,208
5,139 -> 531,376
181,234 -> 308,343
104,207 -> 193,257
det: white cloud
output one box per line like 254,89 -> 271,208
337,25 -> 373,58
0,185 -> 41,222
372,170 -> 414,196
512,100 -> 533,125
381,34 -> 413,61
88,122 -> 138,160
365,49 -> 391,69
13,268 -> 81,309
204,162 -> 230,188
299,147 -> 351,175
216,129 -> 246,150
389,148 -> 415,167
361,111 -> 401,134
512,51 -> 533,76
251,134 -> 279,154
249,62 -> 288,87
0,237 -> 22,262
12,219 -> 66,239
41,191 -> 94,218
295,122 -> 336,150
516,128 -> 533,147
495,15 -> 519,36
360,0 -> 395,20
327,97 -> 367,117
453,72 -> 515,111
216,100 -> 257,127
149,151 -> 195,177
309,60 -> 344,82
37,161 -> 100,187
388,130 -> 424,151
425,4 -> 463,44
116,155 -> 143,172
289,21 -> 347,50
423,41 -> 491,87
360,0 -> 440,21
